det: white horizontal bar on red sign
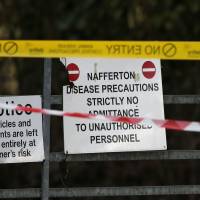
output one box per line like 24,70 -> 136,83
0,103 -> 199,132
142,67 -> 156,72
68,71 -> 79,74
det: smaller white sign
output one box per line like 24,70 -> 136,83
0,96 -> 44,163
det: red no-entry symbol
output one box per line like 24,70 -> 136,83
66,63 -> 80,82
142,61 -> 156,79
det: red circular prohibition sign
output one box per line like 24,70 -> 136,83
142,61 -> 156,79
66,63 -> 80,81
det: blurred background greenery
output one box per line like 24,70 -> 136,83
1,0 -> 200,200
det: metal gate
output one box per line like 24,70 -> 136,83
1,58 -> 200,199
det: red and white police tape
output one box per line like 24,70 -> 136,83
0,102 -> 200,132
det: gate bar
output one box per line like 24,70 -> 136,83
41,59 -> 52,200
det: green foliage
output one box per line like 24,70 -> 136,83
1,0 -> 200,40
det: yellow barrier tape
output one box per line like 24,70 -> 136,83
0,40 -> 200,60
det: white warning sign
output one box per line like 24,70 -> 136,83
0,96 -> 44,163
61,58 -> 167,154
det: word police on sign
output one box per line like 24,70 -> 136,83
0,96 -> 44,163
61,58 -> 167,154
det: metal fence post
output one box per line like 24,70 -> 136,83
41,59 -> 52,200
